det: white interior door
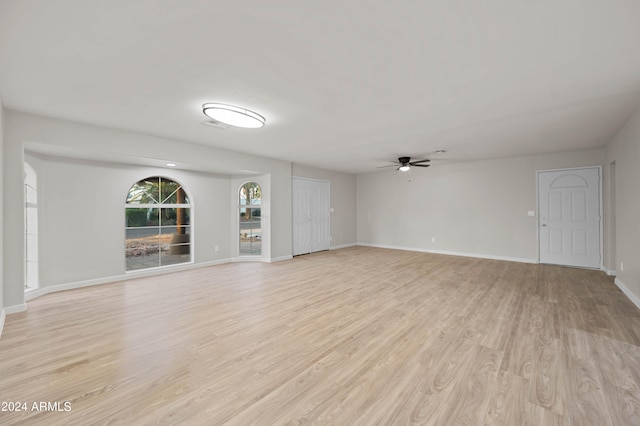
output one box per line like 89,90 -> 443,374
310,180 -> 330,253
538,167 -> 601,268
292,178 -> 330,256
293,178 -> 311,255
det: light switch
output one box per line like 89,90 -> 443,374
528,211 -> 535,217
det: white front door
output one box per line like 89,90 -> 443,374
538,167 -> 601,268
292,178 -> 330,256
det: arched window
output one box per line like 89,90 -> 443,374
125,177 -> 191,271
24,162 -> 39,290
239,182 -> 261,256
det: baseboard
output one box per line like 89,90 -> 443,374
23,259 -> 234,302
0,309 -> 5,339
356,243 -> 537,264
232,256 -> 263,263
192,259 -> 233,268
269,255 -> 293,263
124,259 -> 232,277
230,255 -> 293,263
25,287 -> 49,301
330,243 -> 357,250
604,268 -> 617,276
2,304 -> 27,339
614,278 -> 640,311
5,303 -> 27,314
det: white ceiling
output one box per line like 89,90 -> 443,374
1,0 -> 639,174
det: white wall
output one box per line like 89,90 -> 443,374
3,110 -> 23,310
26,154 -> 232,287
605,102 -> 640,305
292,164 -> 357,248
0,102 -> 5,331
4,110 -> 293,307
357,149 -> 605,262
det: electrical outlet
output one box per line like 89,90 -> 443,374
215,245 -> 219,253
432,237 -> 436,243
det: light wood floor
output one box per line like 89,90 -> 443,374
1,246 -> 640,425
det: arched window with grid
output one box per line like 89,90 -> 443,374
125,177 -> 192,271
239,182 -> 261,256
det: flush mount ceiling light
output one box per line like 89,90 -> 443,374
202,103 -> 265,129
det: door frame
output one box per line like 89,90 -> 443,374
536,166 -> 603,269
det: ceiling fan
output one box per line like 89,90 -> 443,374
378,156 -> 431,172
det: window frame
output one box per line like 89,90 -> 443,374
125,176 -> 193,272
238,181 -> 262,257
24,162 -> 39,290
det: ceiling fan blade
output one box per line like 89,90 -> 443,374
376,164 -> 399,168
409,159 -> 430,165
412,164 -> 431,168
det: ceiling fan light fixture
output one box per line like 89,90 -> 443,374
202,103 -> 265,128
399,165 -> 411,172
